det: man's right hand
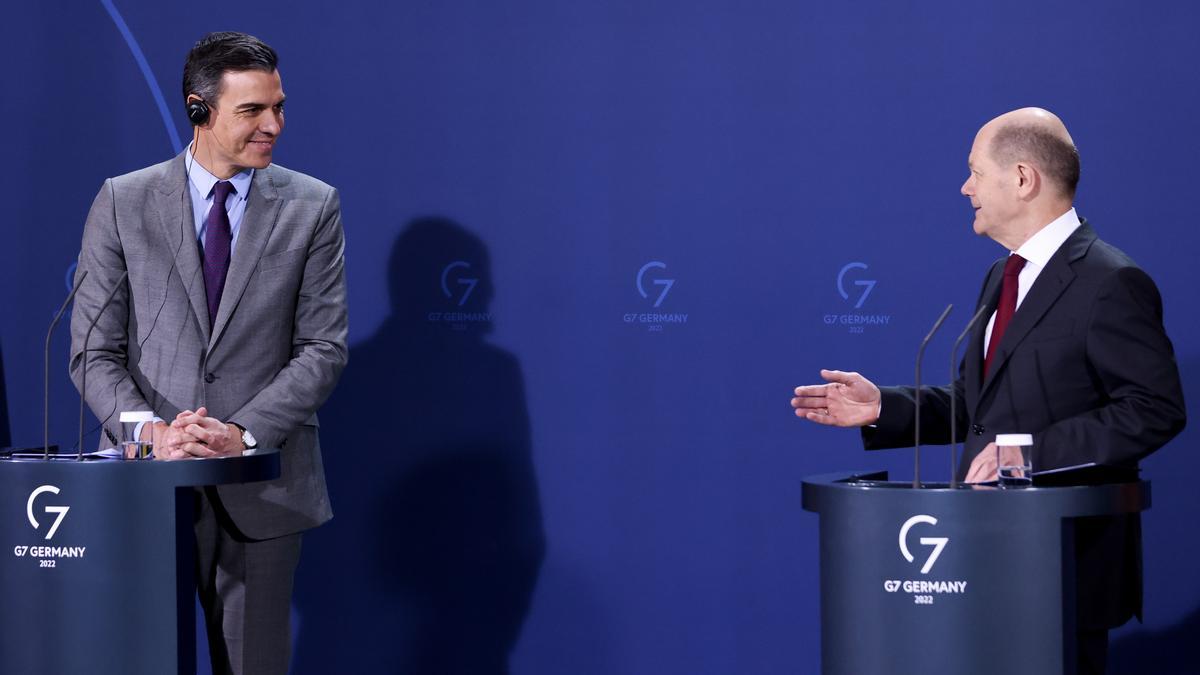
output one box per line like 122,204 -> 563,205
791,369 -> 882,428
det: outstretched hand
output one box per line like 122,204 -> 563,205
791,369 -> 882,428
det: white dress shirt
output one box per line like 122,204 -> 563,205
982,208 -> 1082,354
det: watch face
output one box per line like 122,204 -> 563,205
242,430 -> 258,448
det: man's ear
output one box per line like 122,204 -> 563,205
186,94 -> 211,128
1014,162 -> 1040,199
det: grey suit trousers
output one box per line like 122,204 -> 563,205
195,488 -> 302,675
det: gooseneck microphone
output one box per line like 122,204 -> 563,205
78,270 -> 129,460
913,304 -> 953,488
45,270 -> 88,460
949,304 -> 990,488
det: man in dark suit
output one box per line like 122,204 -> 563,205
791,107 -> 1185,674
70,33 -> 347,675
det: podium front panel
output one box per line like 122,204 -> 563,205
802,472 -> 1148,675
0,453 -> 279,675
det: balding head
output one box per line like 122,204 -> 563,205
982,108 -> 1080,199
961,108 -> 1080,249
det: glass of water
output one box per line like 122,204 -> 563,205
119,411 -> 155,460
995,434 -> 1033,488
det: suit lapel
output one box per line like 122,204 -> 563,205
978,222 -> 1096,399
209,166 -> 282,350
154,153 -> 211,344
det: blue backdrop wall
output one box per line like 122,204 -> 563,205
3,2 -> 1198,673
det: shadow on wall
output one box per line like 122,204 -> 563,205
1109,607 -> 1199,674
293,217 -> 546,674
1109,354 -> 1199,673
0,343 -> 9,447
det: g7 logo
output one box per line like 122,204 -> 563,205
636,261 -> 675,308
837,262 -> 876,309
441,261 -> 479,307
27,485 -> 69,541
899,514 -> 947,575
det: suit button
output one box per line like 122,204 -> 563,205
204,373 -> 216,383
971,424 -> 985,436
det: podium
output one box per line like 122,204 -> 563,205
801,471 -> 1149,675
0,451 -> 280,675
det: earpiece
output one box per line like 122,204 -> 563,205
186,95 -> 210,126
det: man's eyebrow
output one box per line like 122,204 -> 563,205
234,96 -> 286,111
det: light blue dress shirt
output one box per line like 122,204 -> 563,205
185,146 -> 254,254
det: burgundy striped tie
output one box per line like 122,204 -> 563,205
984,254 -> 1026,377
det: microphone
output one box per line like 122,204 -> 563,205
45,270 -> 88,460
78,270 -> 129,460
949,304 -> 990,488
914,304 -> 953,488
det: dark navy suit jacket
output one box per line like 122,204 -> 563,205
864,219 -> 1187,629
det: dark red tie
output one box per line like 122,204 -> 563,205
202,181 -> 235,328
984,254 -> 1026,377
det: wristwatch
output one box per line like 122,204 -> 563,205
234,424 -> 258,450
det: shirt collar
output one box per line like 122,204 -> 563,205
1013,207 -> 1081,268
185,145 -> 255,200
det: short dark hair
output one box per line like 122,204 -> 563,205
182,32 -> 278,107
989,124 -> 1081,198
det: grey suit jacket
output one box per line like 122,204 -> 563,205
69,151 -> 348,540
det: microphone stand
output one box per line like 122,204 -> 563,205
949,305 -> 990,488
914,304 -> 953,488
78,271 -> 128,461
45,270 -> 88,460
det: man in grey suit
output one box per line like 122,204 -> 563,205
70,32 -> 347,675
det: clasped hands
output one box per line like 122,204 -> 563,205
790,369 -> 1014,484
147,406 -> 245,460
